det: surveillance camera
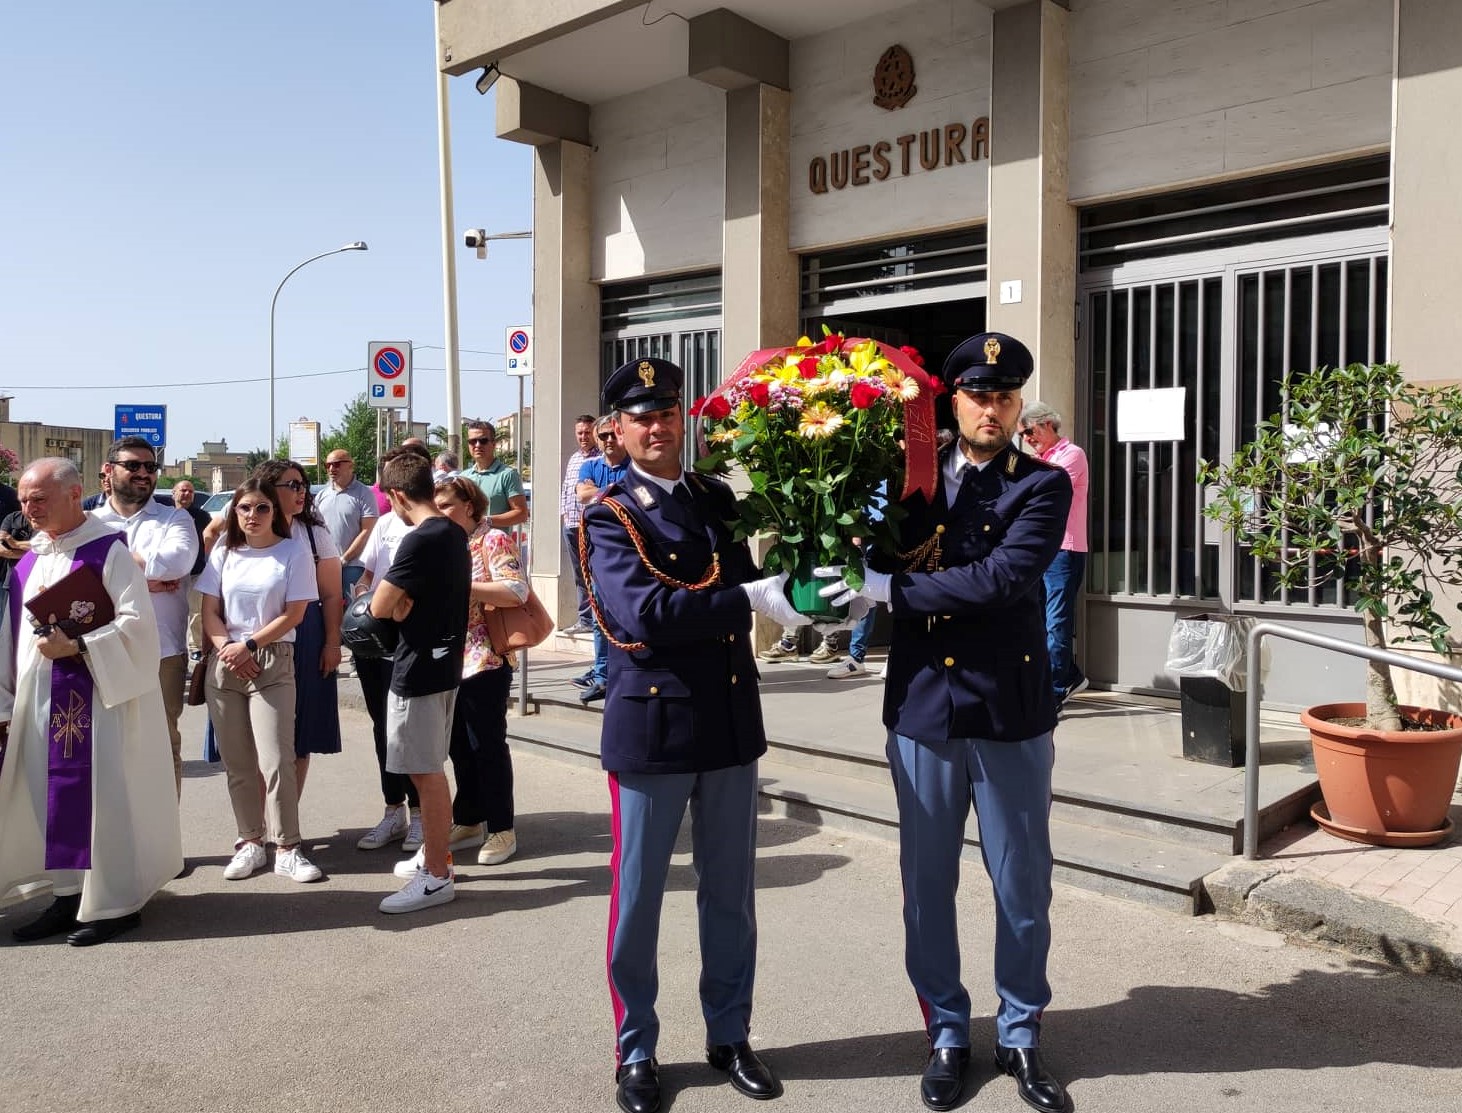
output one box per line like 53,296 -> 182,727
464,229 -> 487,248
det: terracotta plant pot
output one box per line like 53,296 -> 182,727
1302,702 -> 1462,846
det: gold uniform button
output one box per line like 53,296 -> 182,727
935,524 -> 946,534
648,686 -> 659,695
1024,654 -> 1031,663
983,524 -> 991,532
728,633 -> 735,642
944,656 -> 955,667
669,553 -> 678,561
731,675 -> 739,685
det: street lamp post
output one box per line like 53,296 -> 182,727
269,241 -> 368,453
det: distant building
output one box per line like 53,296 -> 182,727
0,395 -> 112,492
165,439 -> 250,494
491,406 -> 533,477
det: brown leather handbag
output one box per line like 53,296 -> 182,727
482,589 -> 555,653
185,647 -> 212,706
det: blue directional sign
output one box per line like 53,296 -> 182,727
114,405 -> 167,450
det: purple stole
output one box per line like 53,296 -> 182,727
6,531 -> 124,871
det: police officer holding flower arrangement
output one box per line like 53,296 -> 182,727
580,356 -> 810,1113
821,332 -> 1073,1112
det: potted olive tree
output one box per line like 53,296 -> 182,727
1200,361 -> 1462,845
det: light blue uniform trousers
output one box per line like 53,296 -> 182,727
606,763 -> 759,1067
887,730 -> 1055,1050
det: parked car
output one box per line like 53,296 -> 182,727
201,491 -> 232,515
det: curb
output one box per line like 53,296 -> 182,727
1204,860 -> 1462,980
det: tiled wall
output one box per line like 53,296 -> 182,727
1068,0 -> 1393,200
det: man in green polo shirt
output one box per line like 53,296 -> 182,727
461,420 -> 529,530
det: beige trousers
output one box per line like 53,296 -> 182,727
158,654 -> 187,798
205,644 -> 299,846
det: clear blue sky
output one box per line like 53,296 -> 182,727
1,2 -> 534,463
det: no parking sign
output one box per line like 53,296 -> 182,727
367,341 -> 412,409
505,326 -> 532,375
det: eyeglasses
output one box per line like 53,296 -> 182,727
236,503 -> 272,516
276,480 -> 307,492
325,460 -> 350,468
597,433 -> 616,442
466,437 -> 494,447
112,459 -> 160,474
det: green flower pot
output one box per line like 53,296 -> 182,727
787,551 -> 849,620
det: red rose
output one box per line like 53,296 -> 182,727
747,381 -> 771,408
849,381 -> 881,409
703,394 -> 732,420
798,358 -> 819,379
689,395 -> 708,416
805,334 -> 842,357
899,344 -> 925,367
926,376 -> 947,397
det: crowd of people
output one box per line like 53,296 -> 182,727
0,327 -> 1086,1113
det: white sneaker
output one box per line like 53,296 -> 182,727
274,846 -> 323,883
223,840 -> 267,880
448,823 -> 485,851
357,805 -> 409,851
401,809 -> 424,853
394,846 -> 425,880
478,829 -> 517,866
379,866 -> 456,914
827,658 -> 867,679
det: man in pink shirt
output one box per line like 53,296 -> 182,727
1020,402 -> 1089,705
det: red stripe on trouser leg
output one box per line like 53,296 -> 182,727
606,772 -> 627,1069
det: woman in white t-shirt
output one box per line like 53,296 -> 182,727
198,478 -> 322,884
254,458 -> 344,798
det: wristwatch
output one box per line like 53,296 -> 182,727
74,635 -> 88,657
244,637 -> 259,655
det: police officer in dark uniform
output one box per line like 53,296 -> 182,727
581,357 -> 809,1113
821,332 -> 1072,1112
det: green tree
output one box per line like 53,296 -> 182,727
320,393 -> 380,483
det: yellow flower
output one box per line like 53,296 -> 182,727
881,367 -> 921,401
798,402 -> 844,439
849,341 -> 890,376
709,426 -> 742,445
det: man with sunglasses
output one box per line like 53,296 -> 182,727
559,413 -> 601,635
90,436 -> 199,797
316,450 -> 378,601
461,420 -> 528,531
572,416 -> 628,702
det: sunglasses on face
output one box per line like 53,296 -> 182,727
277,480 -> 307,492
325,460 -> 349,468
112,459 -> 160,474
236,503 -> 272,516
597,433 -> 617,442
467,437 -> 494,447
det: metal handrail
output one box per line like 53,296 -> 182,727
1243,622 -> 1462,858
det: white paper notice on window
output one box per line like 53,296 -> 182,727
1116,387 -> 1186,443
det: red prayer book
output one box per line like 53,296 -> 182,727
25,563 -> 116,638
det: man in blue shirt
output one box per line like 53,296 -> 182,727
572,416 -> 628,702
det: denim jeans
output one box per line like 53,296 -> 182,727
564,526 -> 592,624
590,603 -> 609,685
1043,549 -> 1086,697
848,605 -> 877,663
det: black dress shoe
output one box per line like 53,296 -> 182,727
707,1041 -> 782,1100
11,894 -> 81,942
994,1045 -> 1068,1113
579,681 -> 606,704
67,912 -> 142,947
920,1046 -> 970,1111
615,1059 -> 661,1113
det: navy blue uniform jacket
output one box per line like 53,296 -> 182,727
873,443 -> 1072,744
582,471 -> 767,775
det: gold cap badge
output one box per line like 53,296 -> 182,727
984,337 -> 1001,364
637,361 -> 656,388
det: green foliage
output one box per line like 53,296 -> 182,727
319,394 -> 379,483
1198,362 -> 1462,723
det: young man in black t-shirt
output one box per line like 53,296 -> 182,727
370,449 -> 471,914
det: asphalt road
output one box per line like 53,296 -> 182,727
2,703 -> 1459,1113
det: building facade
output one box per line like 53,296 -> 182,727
438,0 -> 1461,708
0,396 -> 113,495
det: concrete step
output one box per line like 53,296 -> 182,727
507,704 -> 1229,914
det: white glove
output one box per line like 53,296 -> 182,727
814,565 -> 891,608
740,572 -> 812,628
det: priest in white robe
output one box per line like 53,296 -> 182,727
0,457 -> 182,946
